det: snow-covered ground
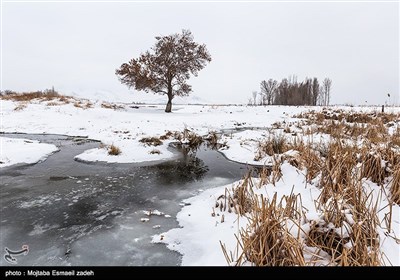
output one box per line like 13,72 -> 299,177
2,99 -> 315,164
153,164 -> 400,266
2,96 -> 399,266
3,97 -> 398,166
0,137 -> 58,168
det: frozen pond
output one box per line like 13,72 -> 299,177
0,133 -> 247,266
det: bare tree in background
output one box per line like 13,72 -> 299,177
260,79 -> 278,105
257,76 -> 331,106
252,91 -> 258,106
322,78 -> 332,106
312,77 -> 320,106
318,85 -> 325,106
116,29 -> 211,112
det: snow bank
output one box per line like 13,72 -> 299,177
0,137 -> 58,168
75,140 -> 176,163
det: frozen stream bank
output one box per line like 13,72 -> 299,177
0,133 -> 247,266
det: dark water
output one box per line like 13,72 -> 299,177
0,134 -> 247,266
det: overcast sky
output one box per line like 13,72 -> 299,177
2,1 -> 399,105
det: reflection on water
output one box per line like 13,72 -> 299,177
154,149 -> 209,184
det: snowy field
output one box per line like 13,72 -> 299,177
1,95 -> 399,266
2,98 -> 317,165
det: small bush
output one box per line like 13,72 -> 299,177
108,144 -> 121,155
254,133 -> 288,161
139,137 -> 163,146
149,149 -> 161,155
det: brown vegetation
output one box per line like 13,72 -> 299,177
139,137 -> 163,146
221,109 -> 399,266
108,144 -> 121,155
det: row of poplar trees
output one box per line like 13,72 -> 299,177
254,76 -> 332,106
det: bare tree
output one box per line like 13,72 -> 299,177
265,76 -> 331,106
252,91 -> 258,106
318,85 -> 325,106
116,29 -> 211,112
312,77 -> 320,106
260,79 -> 278,105
322,78 -> 332,106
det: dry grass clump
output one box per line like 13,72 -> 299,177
390,126 -> 400,148
292,144 -> 323,183
254,133 -> 288,161
317,121 -> 345,139
58,95 -> 71,103
73,100 -> 93,109
139,136 -> 163,146
231,175 -> 254,215
257,167 -> 272,186
108,144 -> 121,155
293,110 -> 325,126
214,174 -> 254,216
390,164 -> 400,204
306,183 -> 381,266
376,112 -> 400,124
269,157 -> 283,185
181,129 -> 204,148
159,131 -> 174,140
170,129 -> 204,153
360,151 -> 388,186
365,123 -> 387,144
344,112 -> 374,123
343,123 -> 366,138
222,193 -> 305,266
319,141 -> 358,203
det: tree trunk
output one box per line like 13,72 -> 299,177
165,79 -> 173,113
165,98 -> 172,113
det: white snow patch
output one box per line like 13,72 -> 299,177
0,137 -> 58,168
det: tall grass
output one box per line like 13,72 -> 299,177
390,164 -> 400,204
221,109 -> 399,266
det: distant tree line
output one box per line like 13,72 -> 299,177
252,75 -> 332,106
